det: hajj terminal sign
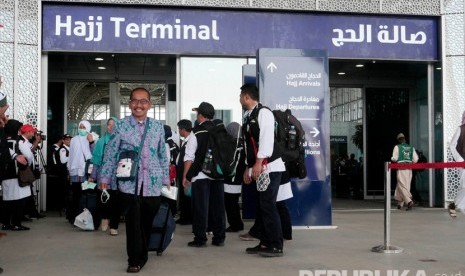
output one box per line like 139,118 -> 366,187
43,4 -> 438,60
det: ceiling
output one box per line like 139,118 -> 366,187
48,52 -> 177,83
47,52 -> 439,85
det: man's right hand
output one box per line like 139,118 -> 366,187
100,183 -> 107,190
15,155 -> 27,166
182,178 -> 191,188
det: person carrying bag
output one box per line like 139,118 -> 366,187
98,88 -> 170,273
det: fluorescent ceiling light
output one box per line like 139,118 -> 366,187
95,57 -> 104,61
355,64 -> 364,68
98,66 -> 106,70
337,72 -> 346,75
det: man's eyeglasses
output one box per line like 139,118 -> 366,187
129,99 -> 150,105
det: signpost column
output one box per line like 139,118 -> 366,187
258,48 -> 331,226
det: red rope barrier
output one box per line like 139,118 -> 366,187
388,161 -> 465,170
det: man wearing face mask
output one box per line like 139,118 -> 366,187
66,120 -> 96,224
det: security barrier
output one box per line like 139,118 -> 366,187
371,161 -> 465,253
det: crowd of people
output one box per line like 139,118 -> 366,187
0,84 -> 294,273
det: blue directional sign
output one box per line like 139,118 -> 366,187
258,48 -> 331,226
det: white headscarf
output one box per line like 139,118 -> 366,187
67,120 -> 93,177
80,120 -> 91,132
462,111 -> 465,126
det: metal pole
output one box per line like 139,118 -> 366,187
371,162 -> 403,253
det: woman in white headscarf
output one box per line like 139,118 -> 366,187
449,111 -> 465,217
66,120 -> 96,224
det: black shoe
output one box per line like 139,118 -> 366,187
1,224 -> 13,231
397,205 -> 402,210
407,201 -> 414,211
187,240 -> 207,248
212,240 -> 225,247
246,244 -> 265,254
11,225 -> 30,231
126,265 -> 141,273
22,216 -> 33,222
225,226 -> 243,233
258,247 -> 283,257
30,213 -> 46,219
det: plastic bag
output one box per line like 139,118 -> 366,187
74,208 -> 95,231
256,172 -> 270,192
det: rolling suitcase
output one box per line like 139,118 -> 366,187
148,202 -> 176,255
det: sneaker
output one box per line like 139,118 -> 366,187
110,229 -> 118,236
100,219 -> 109,232
246,244 -> 265,254
187,240 -> 207,248
258,247 -> 283,257
239,233 -> 257,241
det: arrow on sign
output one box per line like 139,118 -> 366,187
310,127 -> 320,137
267,62 -> 277,73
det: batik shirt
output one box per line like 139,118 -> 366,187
99,115 -> 170,196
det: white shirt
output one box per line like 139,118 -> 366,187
184,131 -> 197,162
59,145 -> 70,164
184,124 -> 211,181
18,135 -> 35,166
245,105 -> 286,173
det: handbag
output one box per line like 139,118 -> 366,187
116,150 -> 139,181
116,119 -> 149,197
18,166 -> 36,187
74,208 -> 95,231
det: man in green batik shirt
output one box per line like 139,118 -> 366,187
391,133 -> 419,211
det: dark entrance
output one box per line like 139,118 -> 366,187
365,88 -> 409,196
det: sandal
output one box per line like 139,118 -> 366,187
127,265 -> 141,273
449,203 -> 457,217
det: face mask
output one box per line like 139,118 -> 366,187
78,129 -> 88,136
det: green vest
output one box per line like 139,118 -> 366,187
397,143 -> 414,163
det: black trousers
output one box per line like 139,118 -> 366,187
191,178 -> 225,243
67,182 -> 82,223
98,189 -> 121,230
177,180 -> 192,223
121,192 -> 160,268
2,198 -> 26,226
224,192 -> 244,230
249,171 -> 283,249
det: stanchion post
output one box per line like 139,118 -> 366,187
371,162 -> 403,253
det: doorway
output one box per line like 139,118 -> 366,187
365,88 -> 410,197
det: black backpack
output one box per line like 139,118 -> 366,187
166,138 -> 180,165
271,109 -> 307,179
202,121 -> 240,179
